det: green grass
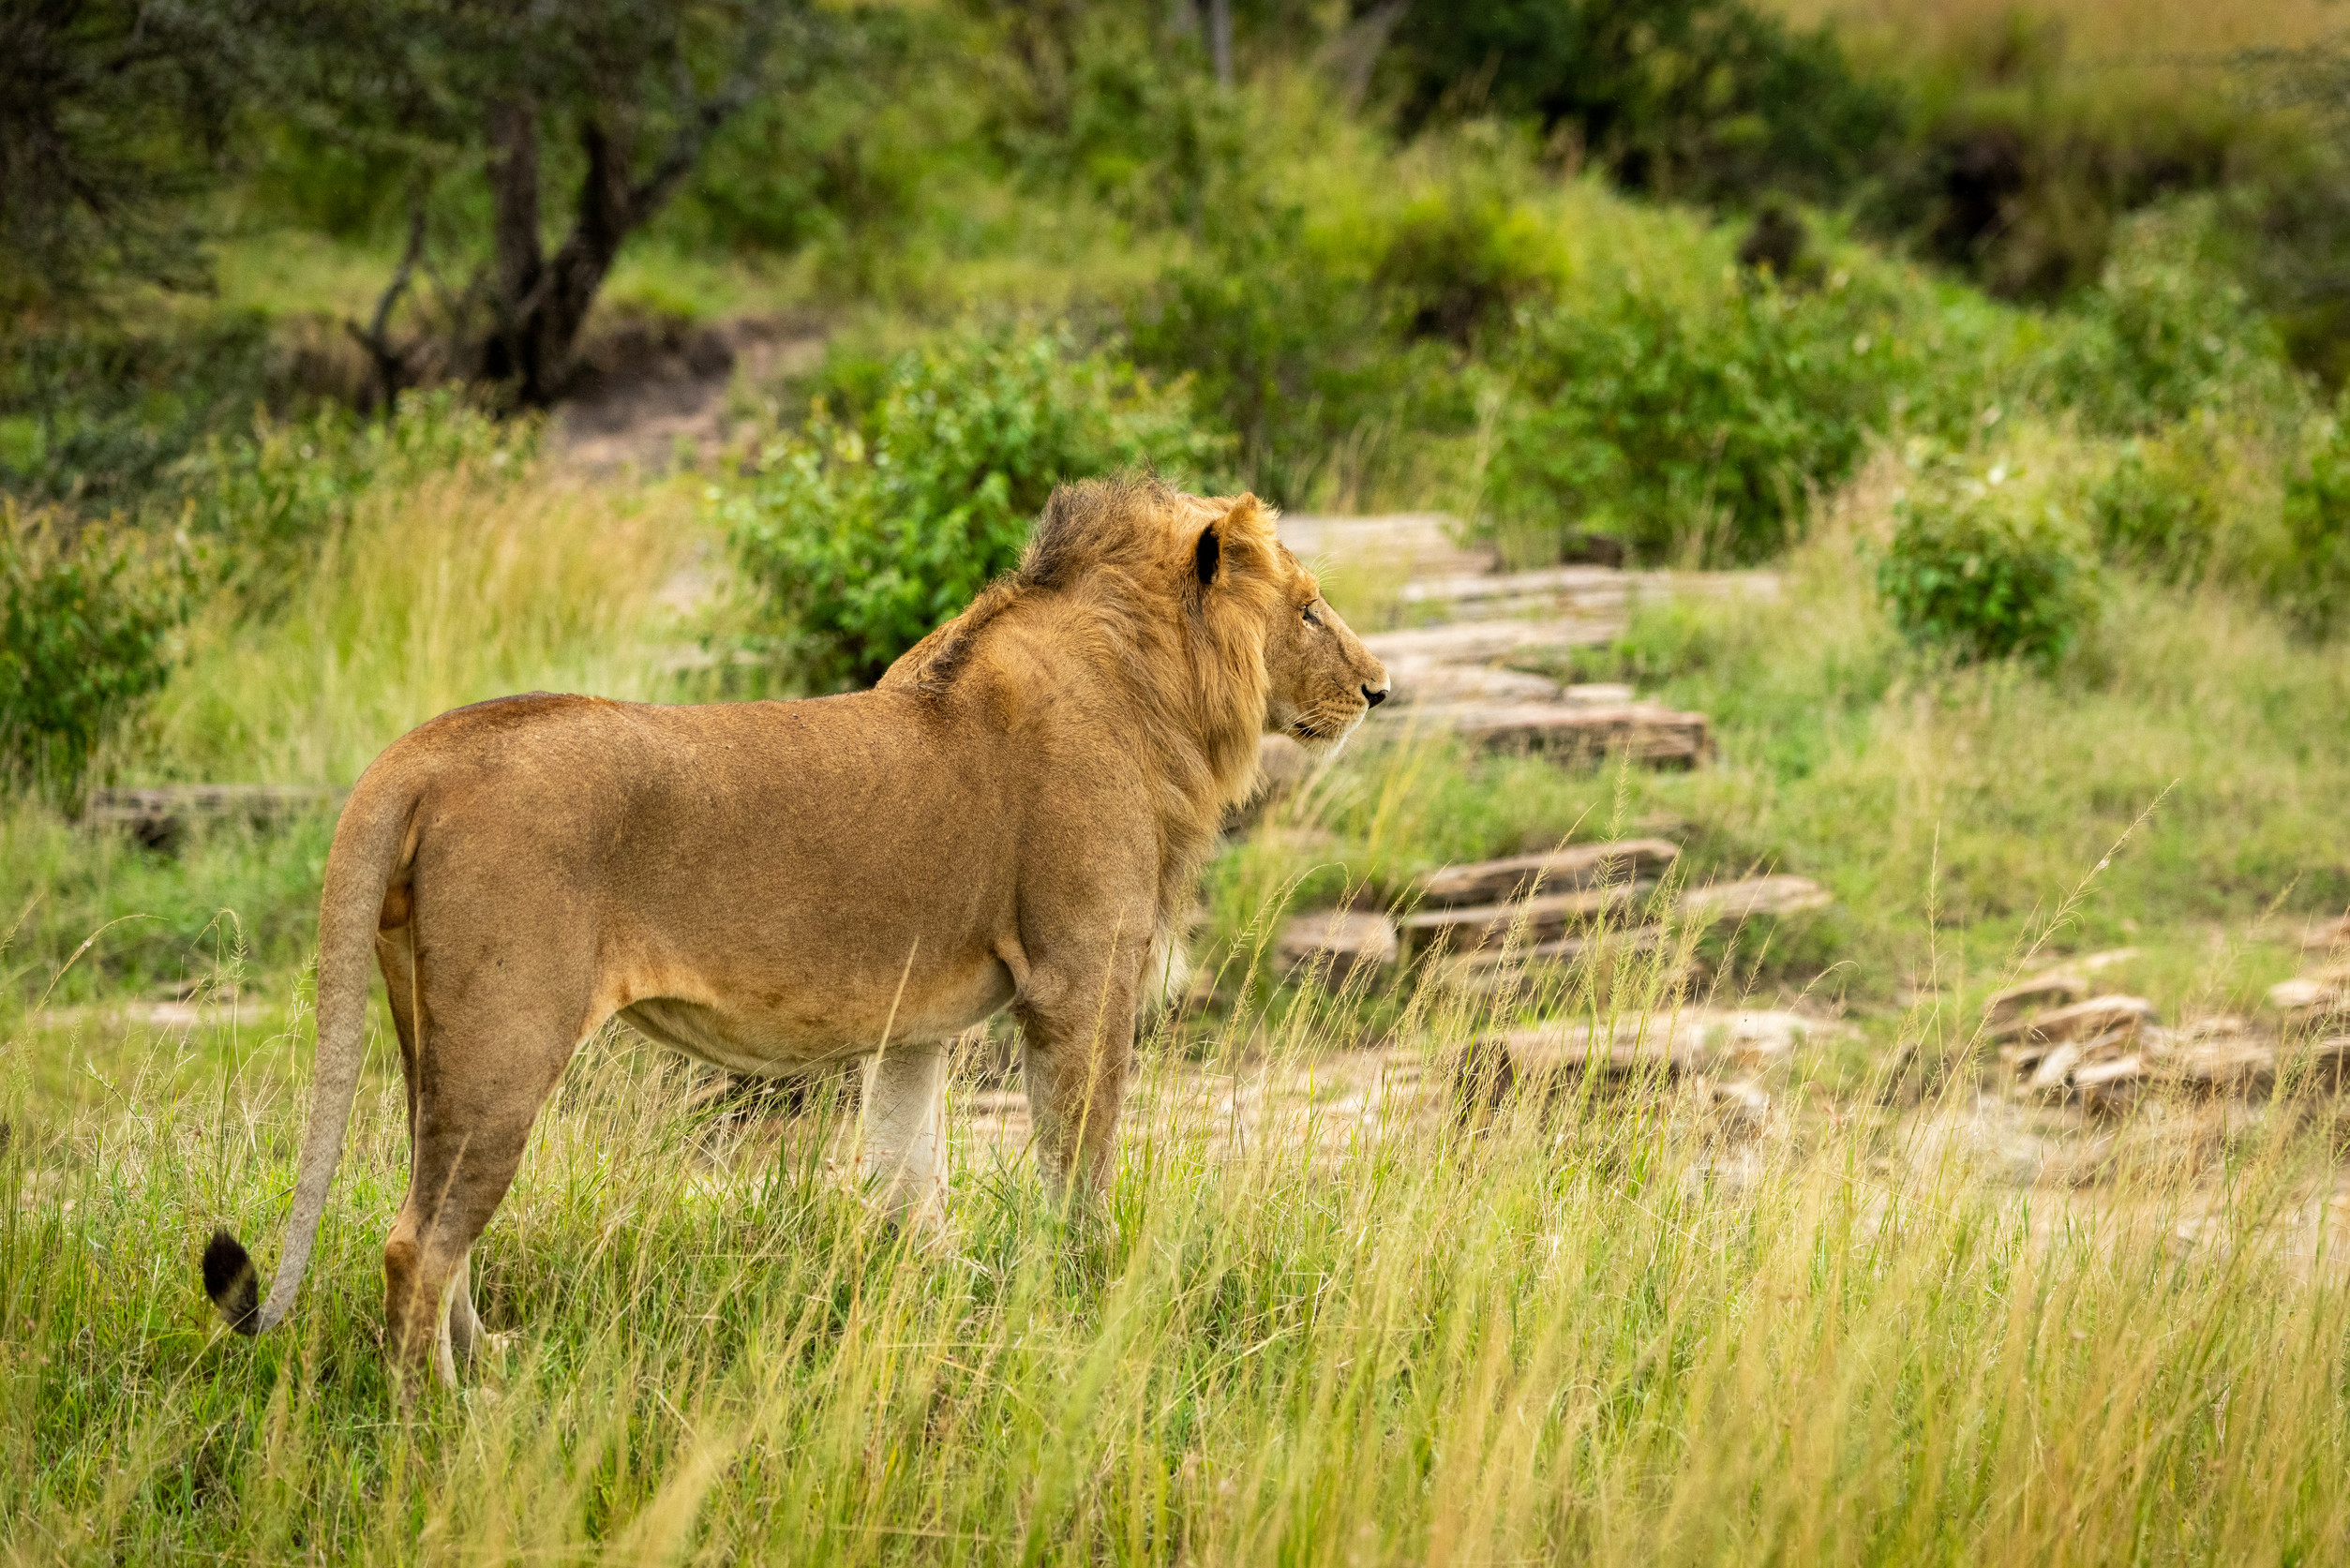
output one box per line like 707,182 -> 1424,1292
8,982 -> 2350,1562
8,418 -> 2350,1561
10,94 -> 2350,1553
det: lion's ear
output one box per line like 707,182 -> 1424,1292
1198,494 -> 1270,590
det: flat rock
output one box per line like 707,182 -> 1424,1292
2299,914 -> 2350,954
2073,1053 -> 2148,1113
1675,875 -> 1833,927
1982,949 -> 2138,1029
1706,1008 -> 1848,1065
84,784 -> 345,850
1277,911 -> 1400,985
1437,925 -> 1669,997
1360,620 -> 1618,667
1279,513 -> 1495,578
2268,970 -> 2350,1023
2278,1036 -> 2350,1093
1398,565 -> 1633,621
2026,1040 -> 2088,1094
1453,1022 -> 1712,1119
1400,882 -> 1654,955
1416,839 -> 1681,907
1383,659 -> 1563,708
1394,566 -> 1780,623
1987,993 -> 2155,1048
1421,702 -> 1712,766
1983,972 -> 2089,1029
2159,1035 -> 2275,1094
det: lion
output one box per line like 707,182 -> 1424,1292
202,477 -> 1389,1384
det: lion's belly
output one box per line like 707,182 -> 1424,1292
617,959 -> 1016,1074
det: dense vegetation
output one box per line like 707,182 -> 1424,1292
7,1 -> 2350,1561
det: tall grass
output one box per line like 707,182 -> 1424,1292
145,458 -> 699,786
1215,448 -> 2350,1030
6,963 -> 2349,1563
0,456 -> 707,1004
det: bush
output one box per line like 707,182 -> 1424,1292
2279,403 -> 2350,639
1130,196 -> 1462,506
724,326 -> 1232,692
174,390 -> 530,611
1878,460 -> 2099,667
0,314 -> 278,512
2043,206 -> 2299,435
2088,436 -> 2223,584
1374,0 -> 1901,204
1489,266 -> 1926,565
1375,187 -> 1560,349
0,506 -> 187,799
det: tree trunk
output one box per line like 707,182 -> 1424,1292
516,117 -> 638,407
466,22 -> 778,409
1209,0 -> 1232,86
483,97 -> 546,395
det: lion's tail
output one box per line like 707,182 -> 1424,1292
204,770 -> 419,1337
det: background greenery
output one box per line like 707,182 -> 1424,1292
7,0 -> 2350,1561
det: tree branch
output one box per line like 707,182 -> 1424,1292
342,194 -> 428,411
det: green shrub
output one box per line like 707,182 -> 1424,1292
1375,188 -> 1560,349
174,390 -> 530,610
1130,197 -> 1462,507
2043,206 -> 2299,435
0,314 -> 278,512
1878,460 -> 2100,667
724,325 -> 1232,692
2088,436 -> 2224,584
1489,266 -> 1937,565
1374,0 -> 1902,204
2279,403 -> 2350,639
0,506 -> 187,800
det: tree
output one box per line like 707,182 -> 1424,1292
0,0 -> 267,312
1364,0 -> 1898,205
298,0 -> 799,408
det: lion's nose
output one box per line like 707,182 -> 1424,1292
1364,684 -> 1388,709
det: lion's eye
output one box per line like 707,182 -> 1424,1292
1301,605 -> 1321,628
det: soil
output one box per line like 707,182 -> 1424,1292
553,313 -> 827,477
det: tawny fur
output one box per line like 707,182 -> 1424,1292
202,477 -> 1388,1386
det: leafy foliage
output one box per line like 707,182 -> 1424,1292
0,315 -> 279,512
1373,0 -> 1902,203
2279,401 -> 2350,639
2044,207 -> 2298,434
1374,187 -> 1561,349
1878,460 -> 2099,667
2088,434 -> 2227,585
1130,197 -> 1463,508
175,392 -> 533,610
0,508 -> 186,799
725,326 -> 1232,692
1487,265 -> 1969,565
0,0 -> 270,309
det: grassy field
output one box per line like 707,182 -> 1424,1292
10,3 -> 2350,1555
9,966 -> 2350,1561
7,422 -> 2350,1559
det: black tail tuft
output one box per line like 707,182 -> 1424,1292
203,1228 -> 261,1336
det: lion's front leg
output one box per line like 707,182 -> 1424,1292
860,1037 -> 950,1227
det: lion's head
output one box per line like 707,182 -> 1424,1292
886,475 -> 1387,818
1249,527 -> 1389,757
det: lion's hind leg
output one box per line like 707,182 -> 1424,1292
383,989 -> 586,1389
